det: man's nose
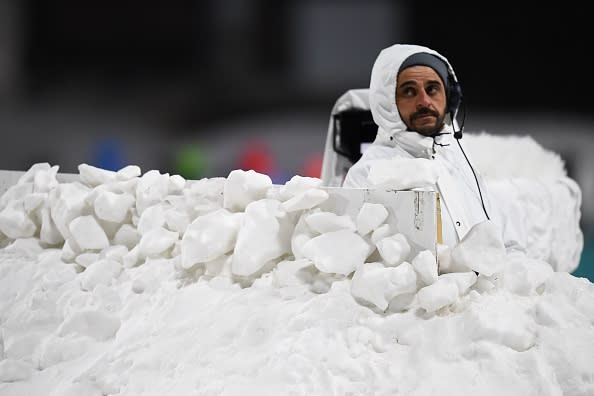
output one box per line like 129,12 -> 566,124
417,91 -> 432,108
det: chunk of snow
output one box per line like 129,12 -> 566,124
302,229 -> 369,275
412,250 -> 438,285
417,278 -> 460,312
376,233 -> 411,267
351,262 -> 417,311
0,200 -> 37,239
356,202 -> 389,236
78,164 -> 117,187
278,175 -> 323,201
180,209 -> 241,269
231,199 -> 292,277
304,211 -> 356,234
451,220 -> 505,276
281,188 -> 329,212
94,190 -> 135,224
223,169 -> 272,212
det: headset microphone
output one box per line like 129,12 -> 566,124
453,100 -> 465,139
453,121 -> 463,139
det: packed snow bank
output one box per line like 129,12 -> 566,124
0,163 -> 593,396
465,133 -> 567,181
464,133 -> 583,272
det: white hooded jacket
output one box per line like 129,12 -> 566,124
343,44 -> 494,247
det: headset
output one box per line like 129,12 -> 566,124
446,76 -> 462,115
446,74 -> 464,139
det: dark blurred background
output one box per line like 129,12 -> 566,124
1,0 -> 592,277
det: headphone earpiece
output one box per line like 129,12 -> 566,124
446,76 -> 462,115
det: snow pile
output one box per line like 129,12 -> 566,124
0,163 -> 593,395
464,132 -> 567,181
463,133 -> 583,272
0,162 -> 499,308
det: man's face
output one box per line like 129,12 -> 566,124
396,66 -> 448,137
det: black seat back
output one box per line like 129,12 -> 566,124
332,109 -> 378,164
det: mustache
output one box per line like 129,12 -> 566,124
411,108 -> 439,121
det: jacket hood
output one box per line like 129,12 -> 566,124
369,44 -> 459,149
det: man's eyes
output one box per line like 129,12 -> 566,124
401,85 -> 441,97
399,83 -> 442,98
427,85 -> 440,94
403,87 -> 416,96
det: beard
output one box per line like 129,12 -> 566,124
408,107 -> 446,137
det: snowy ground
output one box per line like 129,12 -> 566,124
0,160 -> 593,395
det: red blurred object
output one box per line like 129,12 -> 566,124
238,141 -> 276,175
299,152 -> 323,178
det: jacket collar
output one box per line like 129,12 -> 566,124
375,125 -> 455,159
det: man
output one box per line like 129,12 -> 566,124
343,44 -> 493,248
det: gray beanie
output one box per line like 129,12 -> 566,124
397,52 -> 450,90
